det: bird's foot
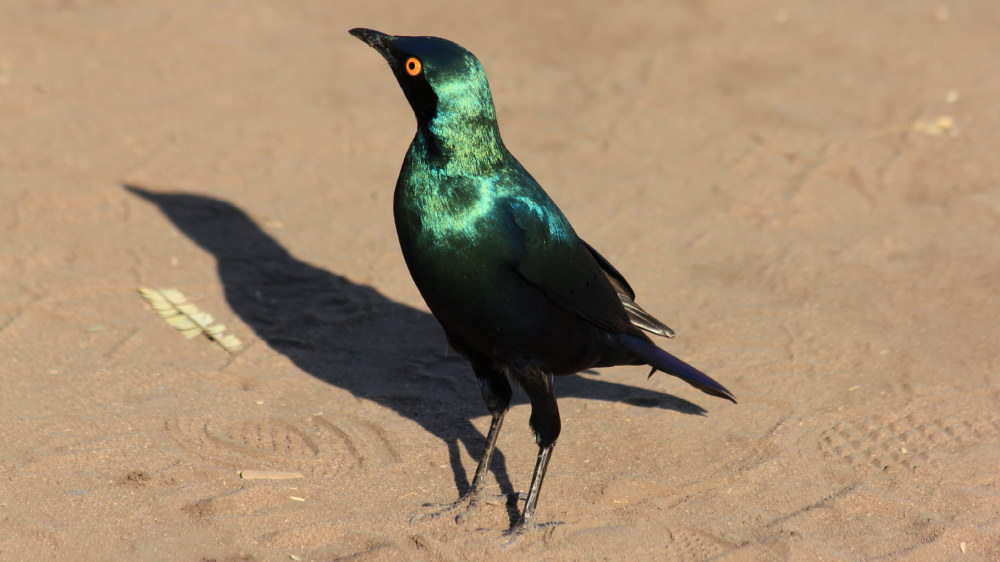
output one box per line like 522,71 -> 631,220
502,517 -> 563,548
410,491 -> 521,526
409,495 -> 468,526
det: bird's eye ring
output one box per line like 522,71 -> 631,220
405,57 -> 422,76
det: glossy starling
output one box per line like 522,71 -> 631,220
349,28 -> 735,536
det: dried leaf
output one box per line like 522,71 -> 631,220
138,287 -> 243,353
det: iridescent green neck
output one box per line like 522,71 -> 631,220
419,62 -> 505,173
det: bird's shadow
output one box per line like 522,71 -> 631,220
125,185 -> 707,502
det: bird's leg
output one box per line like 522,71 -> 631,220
411,364 -> 512,525
505,371 -> 563,540
457,408 -> 506,520
410,410 -> 506,525
511,443 -> 554,531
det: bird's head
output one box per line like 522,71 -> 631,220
350,28 -> 501,154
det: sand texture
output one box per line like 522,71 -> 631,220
1,1 -> 998,560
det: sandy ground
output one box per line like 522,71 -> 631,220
2,1 -> 999,560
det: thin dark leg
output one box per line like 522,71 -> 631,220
411,362 -> 512,525
513,444 -> 554,530
410,411 -> 508,525
457,409 -> 506,521
504,370 -> 563,541
470,410 -> 506,493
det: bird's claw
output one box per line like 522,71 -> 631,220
409,497 -> 464,526
502,519 -> 563,548
410,492 -> 516,526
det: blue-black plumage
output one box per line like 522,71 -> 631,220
349,27 -> 735,537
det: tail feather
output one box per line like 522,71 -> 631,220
621,334 -> 736,403
623,300 -> 675,338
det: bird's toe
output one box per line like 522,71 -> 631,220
409,497 -> 465,525
502,519 -> 563,548
410,490 -> 513,526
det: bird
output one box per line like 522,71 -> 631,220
348,28 -> 735,536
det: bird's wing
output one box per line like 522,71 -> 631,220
581,241 -> 675,339
503,197 -> 635,334
580,239 -> 635,299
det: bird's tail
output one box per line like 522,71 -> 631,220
621,334 -> 736,403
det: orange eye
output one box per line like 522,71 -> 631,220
405,57 -> 422,76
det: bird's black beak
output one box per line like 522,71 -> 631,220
349,28 -> 393,59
